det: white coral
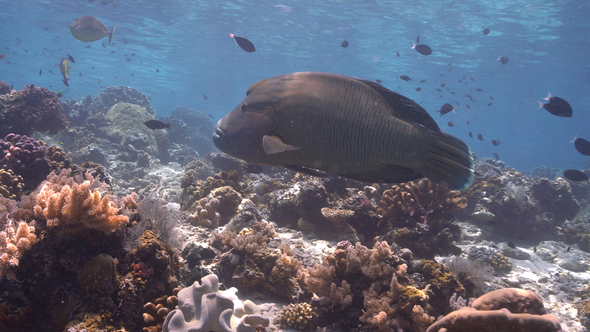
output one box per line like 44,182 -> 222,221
162,274 -> 269,332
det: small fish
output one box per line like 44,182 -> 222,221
416,87 -> 421,92
399,75 -> 412,81
144,120 -> 171,130
490,96 -> 494,101
572,136 -> 590,156
396,52 -> 400,57
492,152 -> 500,160
156,69 -> 160,73
0,54 -> 6,60
126,58 -> 132,61
466,121 -> 470,126
79,72 -> 82,77
468,132 -> 473,138
412,43 -> 432,55
470,77 -> 474,81
208,113 -> 214,119
466,104 -> 471,109
487,102 -> 493,106
376,79 -> 382,83
447,121 -> 454,127
477,133 -> 484,141
533,246 -> 537,253
67,53 -> 76,63
110,50 -> 115,54
483,28 -> 491,35
85,45 -> 92,49
416,36 -> 420,44
491,139 -> 500,147
506,241 -> 515,248
437,103 -> 457,116
48,69 -> 54,74
132,53 -> 136,56
436,88 -> 442,92
56,92 -> 63,98
16,38 -> 21,41
69,16 -> 116,45
537,92 -> 572,117
498,56 -> 509,65
563,169 -> 588,182
567,246 -> 571,252
229,33 -> 256,53
420,80 -> 426,83
475,88 -> 483,92
57,57 -> 72,86
102,42 -> 106,48
341,40 -> 349,48
39,68 -> 42,76
203,95 -> 209,100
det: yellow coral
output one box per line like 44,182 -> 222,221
34,171 -> 128,234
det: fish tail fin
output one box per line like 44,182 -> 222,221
537,101 -> 544,109
165,123 -> 171,129
108,26 -> 116,46
420,132 -> 474,191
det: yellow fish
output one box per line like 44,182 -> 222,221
57,57 -> 72,87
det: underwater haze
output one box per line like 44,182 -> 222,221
1,0 -> 590,172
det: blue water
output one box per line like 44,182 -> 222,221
1,0 -> 589,173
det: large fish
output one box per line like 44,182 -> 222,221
213,72 -> 474,190
69,16 -> 116,45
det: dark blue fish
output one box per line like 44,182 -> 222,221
230,33 -> 256,53
563,169 -> 588,182
483,28 -> 490,35
538,92 -> 572,117
341,40 -> 349,48
412,43 -> 432,55
572,136 -> 590,156
498,56 -> 509,65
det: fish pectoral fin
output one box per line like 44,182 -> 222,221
262,135 -> 299,154
355,78 -> 441,133
285,166 -> 329,177
337,165 -> 423,184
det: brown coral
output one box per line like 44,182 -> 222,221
0,169 -> 24,199
377,178 -> 467,228
188,196 -> 221,228
33,169 -> 129,234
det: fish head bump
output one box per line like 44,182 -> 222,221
213,77 -> 283,161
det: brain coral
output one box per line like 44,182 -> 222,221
0,84 -> 68,137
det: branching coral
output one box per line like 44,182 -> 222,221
0,219 -> 36,279
377,178 -> 467,227
33,168 -> 130,233
0,84 -> 68,137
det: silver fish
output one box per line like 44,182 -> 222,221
213,72 -> 474,190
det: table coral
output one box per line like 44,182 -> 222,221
33,168 -> 129,234
162,274 -> 269,332
0,84 -> 68,137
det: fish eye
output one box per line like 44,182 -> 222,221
241,103 -> 248,113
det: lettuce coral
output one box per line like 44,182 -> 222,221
33,169 -> 129,233
162,274 -> 269,332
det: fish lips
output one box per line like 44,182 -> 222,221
212,125 -> 227,150
212,123 -> 259,160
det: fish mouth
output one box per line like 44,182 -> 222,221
212,125 -> 227,150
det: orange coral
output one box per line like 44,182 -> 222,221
33,170 -> 129,234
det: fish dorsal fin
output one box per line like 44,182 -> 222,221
355,78 -> 441,133
262,135 -> 299,154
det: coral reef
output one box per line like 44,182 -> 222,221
162,273 -> 269,332
0,84 -> 68,137
376,179 -> 467,258
87,86 -> 156,115
103,102 -> 159,155
0,134 -> 51,191
189,197 -> 221,228
168,106 -> 217,157
143,291 -> 180,332
33,168 -> 130,234
459,159 -> 579,241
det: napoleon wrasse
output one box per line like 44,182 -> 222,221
213,72 -> 474,190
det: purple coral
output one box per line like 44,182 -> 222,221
0,84 -> 68,137
0,134 -> 50,191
